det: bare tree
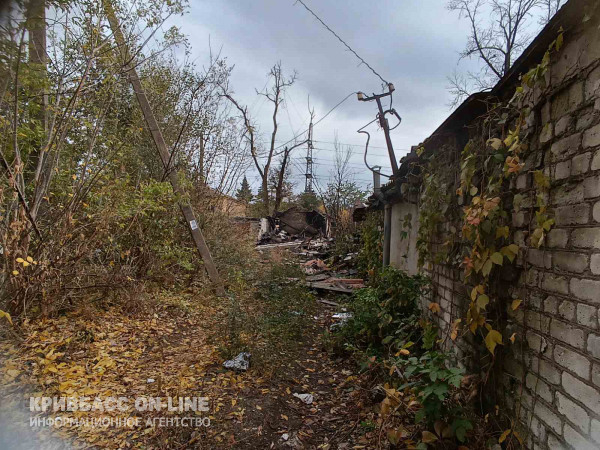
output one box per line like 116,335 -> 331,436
540,0 -> 563,24
223,62 -> 296,216
447,0 -> 563,107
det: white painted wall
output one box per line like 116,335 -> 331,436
389,202 -> 419,275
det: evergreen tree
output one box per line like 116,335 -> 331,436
236,176 -> 253,203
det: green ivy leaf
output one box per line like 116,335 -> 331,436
490,252 -> 503,265
482,259 -> 493,277
477,294 -> 489,310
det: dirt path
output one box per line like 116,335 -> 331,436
0,288 -> 379,449
200,298 -> 375,449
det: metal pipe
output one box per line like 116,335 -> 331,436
373,166 -> 381,194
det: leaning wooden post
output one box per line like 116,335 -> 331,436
103,0 -> 225,296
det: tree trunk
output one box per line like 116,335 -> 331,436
273,147 -> 289,213
103,0 -> 225,296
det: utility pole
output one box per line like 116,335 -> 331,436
304,121 -> 314,193
103,0 -> 225,296
357,83 -> 400,178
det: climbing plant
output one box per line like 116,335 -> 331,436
416,30 -> 564,356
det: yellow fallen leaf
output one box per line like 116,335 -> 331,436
16,258 -> 24,263
0,310 -> 12,325
511,299 -> 522,310
499,428 -> 511,443
422,430 -> 438,443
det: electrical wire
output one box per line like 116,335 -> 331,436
274,91 -> 357,152
293,0 -> 388,85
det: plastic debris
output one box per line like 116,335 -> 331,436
330,312 -> 353,330
293,393 -> 314,404
223,352 -> 251,372
146,378 -> 155,383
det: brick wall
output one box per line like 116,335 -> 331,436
394,2 -> 600,448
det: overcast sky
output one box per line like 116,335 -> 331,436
176,0 -> 483,193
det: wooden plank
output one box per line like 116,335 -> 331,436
306,281 -> 353,294
103,1 -> 225,296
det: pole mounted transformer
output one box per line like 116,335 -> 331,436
356,83 -> 401,179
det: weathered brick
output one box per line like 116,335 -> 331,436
547,433 -> 567,449
577,112 -> 595,132
592,419 -> 600,445
512,211 -> 528,227
588,334 -> 600,359
577,303 -> 598,329
591,254 -> 600,275
556,392 -> 590,433
552,184 -> 584,205
558,300 -> 576,320
547,229 -> 569,248
528,249 -> 552,268
555,204 -> 589,225
527,310 -> 551,332
572,228 -> 600,249
594,363 -> 600,387
555,115 -> 572,137
551,319 -> 586,349
540,122 -> 554,144
554,345 -> 591,374
526,373 -> 553,402
544,296 -> 559,314
562,372 -> 600,415
537,358 -> 562,385
584,123 -> 600,148
592,149 -> 600,171
570,278 -> 600,303
553,251 -> 588,273
584,175 -> 600,198
534,401 -> 562,434
555,160 -> 571,180
563,424 -> 597,450
553,82 -> 584,118
586,65 -> 600,100
542,273 -> 569,295
527,332 -> 551,356
594,200 -> 600,222
572,152 -> 592,175
551,133 -> 581,158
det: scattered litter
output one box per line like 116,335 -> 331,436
332,312 -> 353,322
223,352 -> 251,372
293,393 -> 314,404
330,312 -> 353,330
303,258 -> 329,275
146,378 -> 155,383
281,433 -> 289,441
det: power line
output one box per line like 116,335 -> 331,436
293,0 -> 388,85
274,91 -> 356,151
